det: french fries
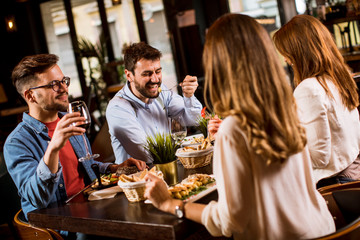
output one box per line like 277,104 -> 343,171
118,166 -> 159,183
119,174 -> 136,182
138,168 -> 148,179
200,137 -> 211,150
181,137 -> 211,152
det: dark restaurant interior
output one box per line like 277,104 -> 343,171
1,0 -> 360,239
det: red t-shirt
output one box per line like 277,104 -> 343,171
44,118 -> 85,197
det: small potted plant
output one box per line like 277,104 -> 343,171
145,133 -> 180,185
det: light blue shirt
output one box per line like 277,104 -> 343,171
106,82 -> 202,164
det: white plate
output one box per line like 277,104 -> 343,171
181,134 -> 204,147
184,181 -> 217,203
145,175 -> 216,204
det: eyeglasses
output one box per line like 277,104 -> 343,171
28,76 -> 70,92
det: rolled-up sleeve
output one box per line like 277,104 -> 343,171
37,157 -> 62,182
4,136 -> 61,209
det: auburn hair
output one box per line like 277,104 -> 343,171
273,14 -> 359,110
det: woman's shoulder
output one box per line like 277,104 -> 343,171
294,77 -> 327,98
218,116 -> 247,140
296,77 -> 322,89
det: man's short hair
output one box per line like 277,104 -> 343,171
123,42 -> 162,74
12,54 -> 59,98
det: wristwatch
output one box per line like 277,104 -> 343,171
175,203 -> 185,219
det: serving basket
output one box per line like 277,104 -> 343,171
175,146 -> 213,169
118,181 -> 146,202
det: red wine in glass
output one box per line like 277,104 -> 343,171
68,100 -> 99,162
78,123 -> 91,129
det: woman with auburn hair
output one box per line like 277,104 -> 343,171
144,13 -> 335,239
273,14 -> 360,188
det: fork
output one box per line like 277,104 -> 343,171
159,84 -> 179,92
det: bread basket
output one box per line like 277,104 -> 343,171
118,180 -> 146,202
175,146 -> 213,169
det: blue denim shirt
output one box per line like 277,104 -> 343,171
4,112 -> 112,220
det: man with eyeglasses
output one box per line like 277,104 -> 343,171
3,54 -> 146,228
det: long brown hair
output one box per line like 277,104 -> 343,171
273,14 -> 359,110
203,13 -> 307,165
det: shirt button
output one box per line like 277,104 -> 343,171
59,184 -> 64,187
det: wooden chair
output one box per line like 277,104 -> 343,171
310,188 -> 360,239
318,180 -> 360,195
0,152 -> 21,239
312,217 -> 360,239
13,209 -> 64,240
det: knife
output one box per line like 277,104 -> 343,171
65,182 -> 94,204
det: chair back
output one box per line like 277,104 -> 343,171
312,217 -> 360,240
310,188 -> 360,239
318,180 -> 360,195
333,188 -> 360,224
322,192 -> 347,229
0,151 -> 21,238
13,209 -> 64,240
91,121 -> 115,163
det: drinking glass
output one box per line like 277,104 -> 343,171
68,100 -> 99,162
170,116 -> 187,145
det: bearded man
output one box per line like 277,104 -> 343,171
106,42 -> 202,164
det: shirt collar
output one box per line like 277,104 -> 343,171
22,112 -> 66,134
121,81 -> 155,109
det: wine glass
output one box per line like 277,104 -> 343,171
170,116 -> 187,145
68,100 -> 99,162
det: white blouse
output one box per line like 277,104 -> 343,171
201,116 -> 335,240
294,77 -> 360,182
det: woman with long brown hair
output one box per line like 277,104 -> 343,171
273,14 -> 360,188
144,14 -> 335,239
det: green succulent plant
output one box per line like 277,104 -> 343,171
145,133 -> 180,164
196,117 -> 209,138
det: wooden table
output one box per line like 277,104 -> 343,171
28,161 -> 218,240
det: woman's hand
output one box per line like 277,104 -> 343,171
145,173 -> 206,223
208,115 -> 222,140
144,173 -> 175,212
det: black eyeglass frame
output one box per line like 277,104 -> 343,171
27,76 -> 70,92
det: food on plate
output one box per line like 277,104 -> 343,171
93,166 -> 149,187
168,174 -> 215,200
182,135 -> 204,144
93,173 -> 120,188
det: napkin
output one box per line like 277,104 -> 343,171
88,185 -> 123,201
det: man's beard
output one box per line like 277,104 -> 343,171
134,81 -> 160,99
42,93 -> 69,112
43,101 -> 69,112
